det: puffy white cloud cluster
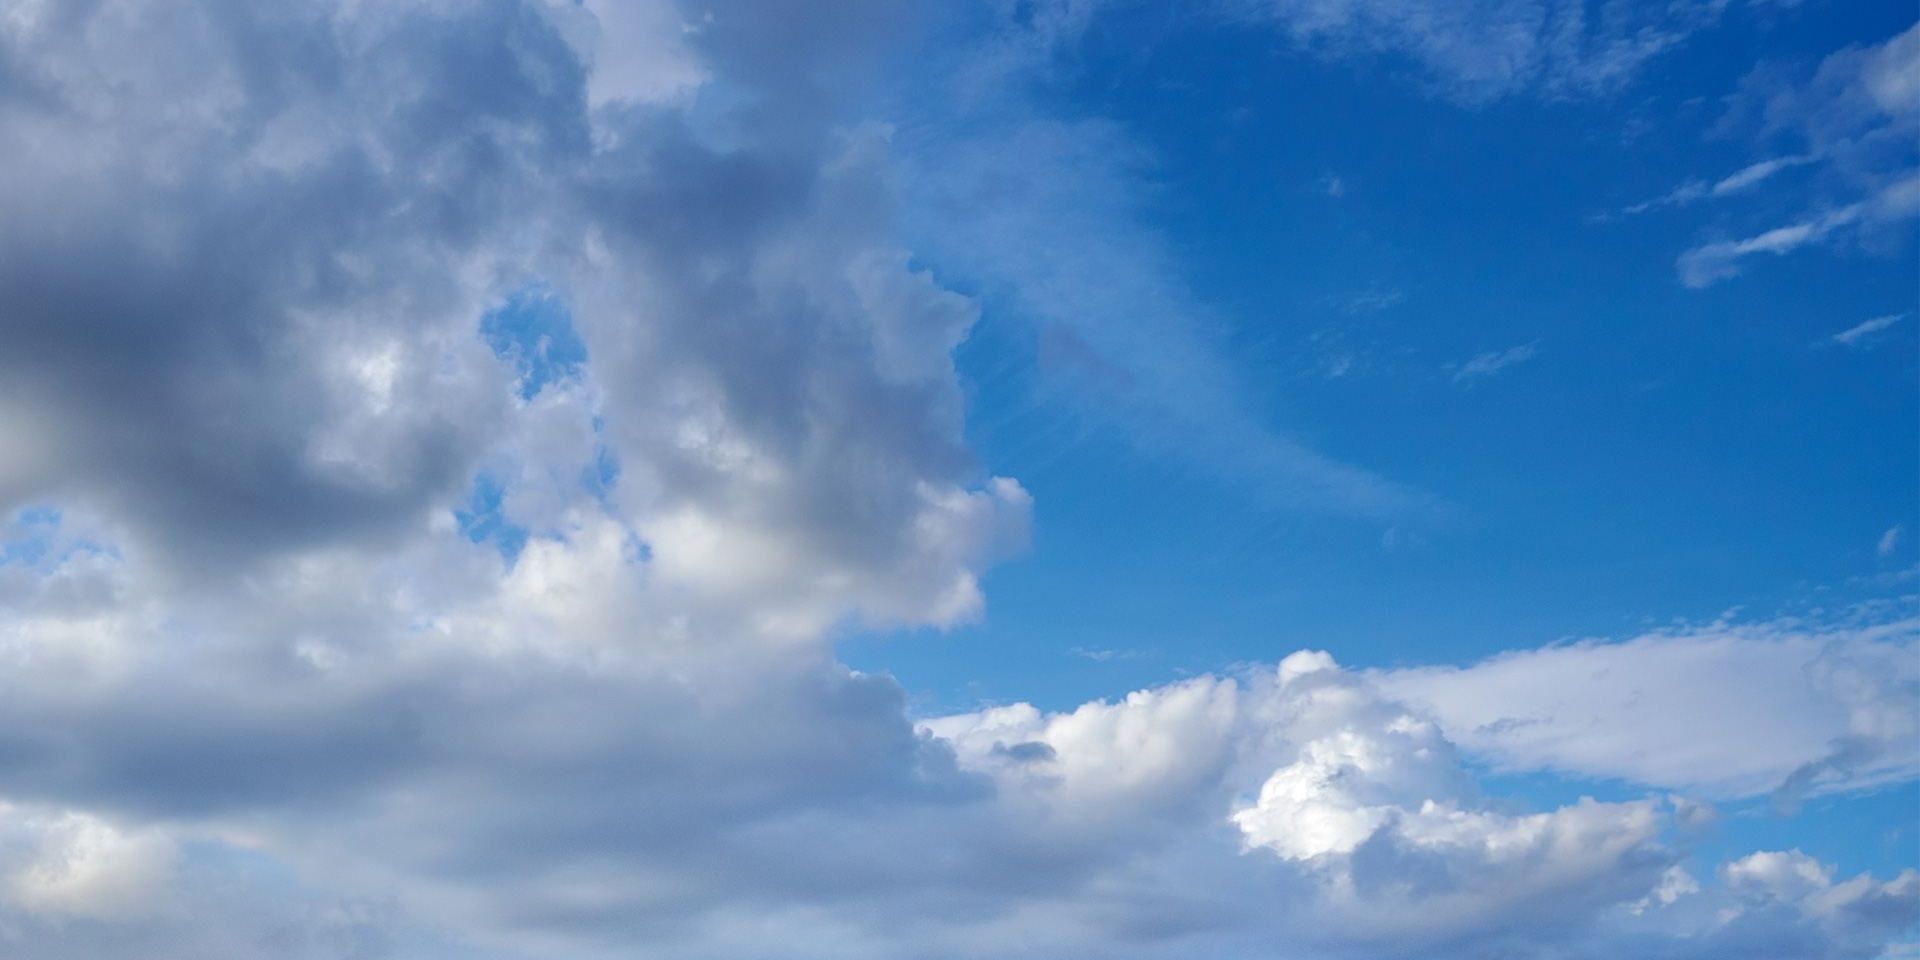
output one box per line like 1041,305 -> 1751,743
927,644 -> 1920,958
0,1 -> 1912,958
930,650 -> 1686,952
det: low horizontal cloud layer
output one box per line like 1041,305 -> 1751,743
1378,612 -> 1920,801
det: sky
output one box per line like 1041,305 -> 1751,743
0,1 -> 1915,958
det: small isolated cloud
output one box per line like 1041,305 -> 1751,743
1323,175 -> 1346,198
1712,154 -> 1819,196
1451,341 -> 1540,383
1676,175 -> 1920,287
1613,155 -> 1818,219
1881,525 -> 1904,558
1831,313 -> 1906,348
1334,286 -> 1404,314
1068,646 -> 1139,662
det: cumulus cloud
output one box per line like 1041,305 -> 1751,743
3,507 -> 1917,956
929,647 -> 1919,957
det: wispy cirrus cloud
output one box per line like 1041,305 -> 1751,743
1450,341 -> 1541,383
1677,174 -> 1920,287
1674,20 -> 1920,287
1609,153 -> 1817,219
1230,0 -> 1725,103
1829,312 -> 1907,348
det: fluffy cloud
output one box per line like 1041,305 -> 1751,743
3,506 -> 1916,956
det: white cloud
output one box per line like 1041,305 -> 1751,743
901,116 -> 1432,519
1712,153 -> 1819,196
928,643 -> 1919,956
1675,22 -> 1920,287
1832,313 -> 1907,348
1615,154 -> 1817,218
1882,526 -> 1906,557
1236,0 -> 1721,103
1451,341 -> 1541,382
0,804 -> 177,922
1722,849 -> 1920,946
2,502 -> 1916,956
1377,611 -> 1920,799
1677,175 -> 1920,287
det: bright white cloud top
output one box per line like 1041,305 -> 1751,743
0,1 -> 1914,958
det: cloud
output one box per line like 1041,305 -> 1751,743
1677,174 -> 1920,287
1832,313 -> 1907,348
900,110 -> 1431,520
1712,153 -> 1820,195
1882,526 -> 1906,558
1451,341 -> 1541,383
4,505 -> 1917,956
929,646 -> 1920,957
1376,609 -> 1920,799
0,804 -> 177,922
1675,21 -> 1920,287
1614,154 -> 1817,218
1068,646 -> 1139,662
1231,0 -> 1724,103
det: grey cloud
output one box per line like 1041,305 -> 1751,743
0,0 -> 590,570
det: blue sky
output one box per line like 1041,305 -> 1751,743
0,1 -> 1915,958
855,0 -> 1920,919
851,0 -> 1918,708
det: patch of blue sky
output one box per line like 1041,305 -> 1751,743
0,506 -> 119,569
870,2 -> 1918,707
580,415 -> 621,504
0,506 -> 59,567
454,473 -> 528,564
480,283 -> 588,400
850,5 -> 1918,897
